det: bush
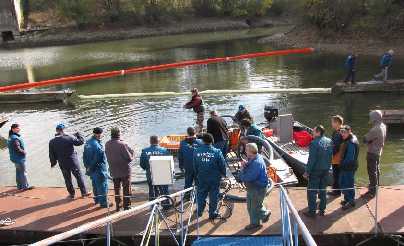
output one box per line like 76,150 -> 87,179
219,0 -> 273,17
55,0 -> 97,27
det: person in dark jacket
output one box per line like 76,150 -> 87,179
49,123 -> 89,199
7,124 -> 33,190
303,125 -> 332,218
178,127 -> 202,190
339,126 -> 359,210
184,88 -> 205,133
140,135 -> 170,201
239,143 -> 270,231
83,127 -> 110,208
105,127 -> 134,211
344,53 -> 357,84
207,110 -> 229,157
374,50 -> 394,81
328,115 -> 344,197
193,133 -> 226,219
234,105 -> 253,124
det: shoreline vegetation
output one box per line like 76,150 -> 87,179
4,0 -> 404,57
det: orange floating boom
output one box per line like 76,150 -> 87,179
0,48 -> 314,93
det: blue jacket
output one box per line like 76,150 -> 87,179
83,136 -> 108,177
178,137 -> 202,172
380,53 -> 393,67
239,154 -> 269,188
49,133 -> 84,170
246,124 -> 265,139
306,136 -> 332,174
193,144 -> 226,183
345,55 -> 356,70
8,133 -> 26,164
340,134 -> 360,171
140,144 -> 169,178
331,130 -> 343,156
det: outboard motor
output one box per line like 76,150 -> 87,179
264,105 -> 279,123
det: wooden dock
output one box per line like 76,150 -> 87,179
332,80 -> 404,94
0,186 -> 403,245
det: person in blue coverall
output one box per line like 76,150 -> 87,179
140,135 -> 170,201
344,53 -> 357,84
303,125 -> 332,218
374,49 -> 394,81
339,126 -> 360,210
193,133 -> 226,219
178,127 -> 202,190
83,127 -> 111,208
239,143 -> 270,231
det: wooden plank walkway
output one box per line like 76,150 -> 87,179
0,185 -> 403,244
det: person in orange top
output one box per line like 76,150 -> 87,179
328,115 -> 344,197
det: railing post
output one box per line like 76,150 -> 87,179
155,205 -> 160,246
294,222 -> 299,246
196,187 -> 200,239
180,192 -> 184,246
106,222 -> 111,246
374,172 -> 379,235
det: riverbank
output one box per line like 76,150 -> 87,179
259,25 -> 404,57
2,17 -> 283,49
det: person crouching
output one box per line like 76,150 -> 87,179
239,143 -> 271,231
339,126 -> 360,210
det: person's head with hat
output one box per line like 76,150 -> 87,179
340,125 -> 352,140
56,123 -> 66,135
93,127 -> 103,141
238,105 -> 246,112
110,127 -> 120,139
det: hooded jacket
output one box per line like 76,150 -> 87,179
364,110 -> 387,156
340,134 -> 360,171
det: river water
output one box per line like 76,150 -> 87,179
1,27 -> 404,189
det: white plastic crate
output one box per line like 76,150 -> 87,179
150,155 -> 175,185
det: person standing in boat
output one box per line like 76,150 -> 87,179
328,115 -> 344,197
239,143 -> 271,231
363,110 -> 386,198
374,50 -> 394,82
234,105 -> 253,125
7,124 -> 34,191
178,127 -> 202,190
207,110 -> 229,157
49,123 -> 90,199
83,127 -> 111,208
194,133 -> 226,220
344,53 -> 356,84
240,119 -> 265,139
105,127 -> 134,212
303,125 -> 332,218
140,135 -> 170,202
339,126 -> 360,210
184,88 -> 205,133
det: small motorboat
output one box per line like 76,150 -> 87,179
0,90 -> 74,104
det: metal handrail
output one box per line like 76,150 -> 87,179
30,187 -> 194,246
279,185 -> 317,246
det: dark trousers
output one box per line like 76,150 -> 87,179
197,180 -> 220,218
61,167 -> 87,196
184,171 -> 195,190
307,170 -> 329,213
344,69 -> 355,83
339,170 -> 355,203
113,176 -> 131,210
331,164 -> 341,194
367,152 -> 380,194
147,178 -> 169,205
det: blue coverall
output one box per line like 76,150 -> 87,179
178,137 -> 202,189
193,144 -> 226,218
83,136 -> 109,207
339,135 -> 359,204
140,144 -> 170,201
306,136 -> 332,214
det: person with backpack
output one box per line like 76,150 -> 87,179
178,127 -> 202,190
339,126 -> 360,210
184,88 -> 205,133
374,50 -> 394,81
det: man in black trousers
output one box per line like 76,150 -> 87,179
49,123 -> 90,199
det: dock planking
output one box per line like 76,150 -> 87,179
0,186 -> 403,244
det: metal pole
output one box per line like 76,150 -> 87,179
294,222 -> 299,246
196,187 -> 200,239
374,170 -> 379,235
106,223 -> 111,246
155,207 -> 159,246
180,193 -> 184,246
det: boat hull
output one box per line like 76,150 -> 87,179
0,90 -> 74,104
332,80 -> 404,94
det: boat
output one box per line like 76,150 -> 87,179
0,90 -> 74,104
0,116 -> 8,128
332,79 -> 404,94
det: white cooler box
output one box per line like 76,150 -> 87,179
150,155 -> 175,186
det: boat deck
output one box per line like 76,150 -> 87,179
1,185 -> 403,244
